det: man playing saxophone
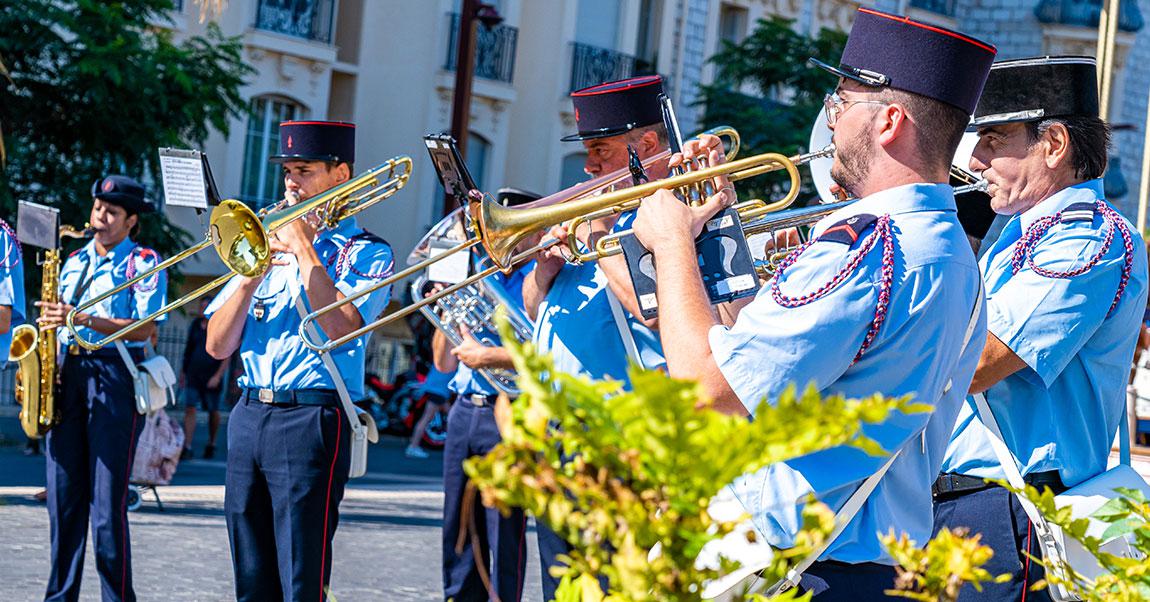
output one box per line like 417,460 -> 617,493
204,120 -> 395,601
35,175 -> 166,602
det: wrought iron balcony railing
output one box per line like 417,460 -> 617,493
444,13 -> 518,84
254,0 -> 336,44
1035,0 -> 1144,32
909,0 -> 957,16
570,42 -> 661,92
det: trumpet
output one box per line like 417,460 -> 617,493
297,126 -> 741,354
65,156 -> 413,350
746,177 -> 990,277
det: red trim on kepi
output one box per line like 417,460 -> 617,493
561,75 -> 666,142
809,8 -> 996,115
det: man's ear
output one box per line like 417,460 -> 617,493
335,162 -> 351,183
875,102 -> 908,148
641,130 -> 661,155
1042,122 -> 1072,170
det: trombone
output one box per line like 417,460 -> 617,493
64,156 -> 413,350
297,127 -> 741,354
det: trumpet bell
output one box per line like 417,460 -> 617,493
210,199 -> 272,278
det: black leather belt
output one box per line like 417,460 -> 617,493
932,470 -> 1066,499
66,344 -> 140,360
241,388 -> 340,407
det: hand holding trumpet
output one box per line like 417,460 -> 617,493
632,134 -> 736,254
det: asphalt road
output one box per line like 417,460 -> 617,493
0,411 -> 545,601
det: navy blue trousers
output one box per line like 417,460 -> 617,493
224,398 -> 350,602
796,560 -> 900,600
933,486 -> 1053,601
45,353 -> 144,602
442,400 -> 528,602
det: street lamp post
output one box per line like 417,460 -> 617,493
445,1 -> 502,217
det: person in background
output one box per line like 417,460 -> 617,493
406,364 -> 453,459
181,297 -> 229,460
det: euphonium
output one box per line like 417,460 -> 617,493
9,225 -> 92,438
410,271 -> 533,396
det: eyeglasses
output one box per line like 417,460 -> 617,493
823,93 -> 889,127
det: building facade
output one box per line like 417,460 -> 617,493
161,0 -> 1150,279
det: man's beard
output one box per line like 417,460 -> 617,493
830,127 -> 874,199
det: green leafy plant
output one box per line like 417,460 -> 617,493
464,319 -> 980,600
883,527 -> 1010,602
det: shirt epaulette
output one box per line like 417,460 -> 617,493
1060,202 -> 1096,223
1011,199 -> 1133,316
67,248 -> 83,259
350,231 -> 390,247
819,214 -> 879,245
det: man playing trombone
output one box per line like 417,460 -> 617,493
204,120 -> 395,601
36,176 -> 165,602
524,75 -> 671,600
630,9 -> 995,598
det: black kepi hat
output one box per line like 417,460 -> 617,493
970,56 -> 1099,128
270,120 -> 356,164
809,8 -> 997,115
92,175 -> 152,214
561,75 -> 665,142
496,187 -> 542,207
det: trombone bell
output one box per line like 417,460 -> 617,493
210,200 -> 272,278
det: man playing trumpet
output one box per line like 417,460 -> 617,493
630,9 -> 995,598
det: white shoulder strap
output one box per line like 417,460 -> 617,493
114,340 -> 141,378
292,295 -> 365,439
604,287 -> 645,369
768,277 -> 985,594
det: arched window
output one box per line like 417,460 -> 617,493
240,96 -> 302,208
560,152 -> 589,189
466,132 -> 491,191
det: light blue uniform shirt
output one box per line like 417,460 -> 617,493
59,237 -> 167,349
710,183 -> 986,564
450,262 -> 532,397
942,180 -> 1149,487
533,212 -> 665,385
0,220 -> 25,362
206,218 -> 393,400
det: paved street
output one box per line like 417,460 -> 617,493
0,412 -> 545,601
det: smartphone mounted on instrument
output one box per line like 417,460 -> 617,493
619,96 -> 759,319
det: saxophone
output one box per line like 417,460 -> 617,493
9,225 -> 92,439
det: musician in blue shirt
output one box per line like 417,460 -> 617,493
524,76 -> 671,600
631,10 -> 995,599
35,175 -> 166,602
0,218 -> 24,366
436,186 -> 538,602
936,57 -> 1150,601
1,217 -> 28,459
205,121 -> 394,601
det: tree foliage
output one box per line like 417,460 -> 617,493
696,18 -> 846,205
0,0 -> 251,289
462,318 -> 982,600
